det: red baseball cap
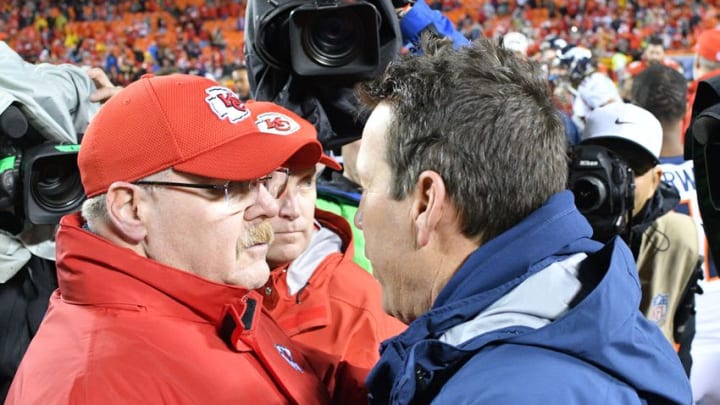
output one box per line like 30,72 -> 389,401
79,74 -> 340,197
696,29 -> 720,63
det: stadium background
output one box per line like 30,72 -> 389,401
2,0 -> 719,88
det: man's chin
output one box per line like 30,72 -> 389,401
227,262 -> 270,290
266,248 -> 303,269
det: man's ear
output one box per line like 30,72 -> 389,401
650,166 -> 663,192
105,182 -> 149,243
411,171 -> 447,248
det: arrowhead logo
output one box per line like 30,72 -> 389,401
205,86 -> 250,123
275,344 -> 304,373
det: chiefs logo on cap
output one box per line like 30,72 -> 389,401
205,86 -> 250,123
256,112 -> 300,136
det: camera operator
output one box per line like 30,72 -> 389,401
0,41 -> 105,400
246,0 -> 470,274
578,102 -> 701,374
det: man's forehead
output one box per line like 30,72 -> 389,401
358,104 -> 392,174
289,164 -> 318,177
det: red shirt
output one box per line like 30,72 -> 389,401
6,213 -> 331,404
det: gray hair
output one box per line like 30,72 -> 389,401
80,169 -> 170,229
80,194 -> 109,229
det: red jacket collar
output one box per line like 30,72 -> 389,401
263,209 -> 356,335
56,213 -> 260,328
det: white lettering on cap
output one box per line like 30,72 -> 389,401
205,87 -> 250,123
256,112 -> 300,136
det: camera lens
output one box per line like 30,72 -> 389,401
571,176 -> 607,213
30,155 -> 85,212
301,10 -> 362,67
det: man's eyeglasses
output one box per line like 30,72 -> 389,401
134,168 -> 290,210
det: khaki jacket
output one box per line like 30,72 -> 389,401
637,211 -> 700,343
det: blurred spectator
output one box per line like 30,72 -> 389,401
683,28 -> 720,139
231,64 -> 250,101
3,0 -> 718,99
632,64 -> 687,159
555,44 -> 621,130
502,31 -> 530,59
623,35 -> 684,99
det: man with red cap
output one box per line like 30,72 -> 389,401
5,74 -> 334,404
262,159 -> 405,404
683,28 -> 720,138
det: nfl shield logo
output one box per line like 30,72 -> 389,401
649,294 -> 668,325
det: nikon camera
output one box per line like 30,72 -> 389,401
568,144 -> 635,243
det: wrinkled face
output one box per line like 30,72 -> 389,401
644,44 -> 665,65
356,103 -> 430,324
267,165 -> 318,268
143,170 -> 278,289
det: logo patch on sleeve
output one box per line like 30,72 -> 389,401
205,87 -> 250,123
256,112 -> 300,136
649,293 -> 668,325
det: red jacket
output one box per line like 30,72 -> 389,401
6,213 -> 331,405
627,58 -> 683,77
262,209 -> 406,403
683,68 -> 720,141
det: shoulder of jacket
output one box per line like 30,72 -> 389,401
327,262 -> 382,307
432,344 -> 639,404
655,211 -> 699,236
645,212 -> 699,254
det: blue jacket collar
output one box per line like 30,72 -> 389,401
394,191 -> 599,344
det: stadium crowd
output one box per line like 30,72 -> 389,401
3,1 -> 720,404
1,0 -> 246,87
2,0 -> 720,89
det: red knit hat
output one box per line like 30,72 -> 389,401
79,74 -> 340,197
696,29 -> 720,63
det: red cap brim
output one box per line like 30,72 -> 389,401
175,133 -> 323,181
319,154 -> 342,171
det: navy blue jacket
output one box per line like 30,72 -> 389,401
367,191 -> 692,404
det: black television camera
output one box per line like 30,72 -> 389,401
568,144 -> 635,243
687,75 -> 720,272
245,0 -> 402,150
0,104 -> 85,232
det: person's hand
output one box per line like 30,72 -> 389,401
394,0 -> 414,19
87,67 -> 123,103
